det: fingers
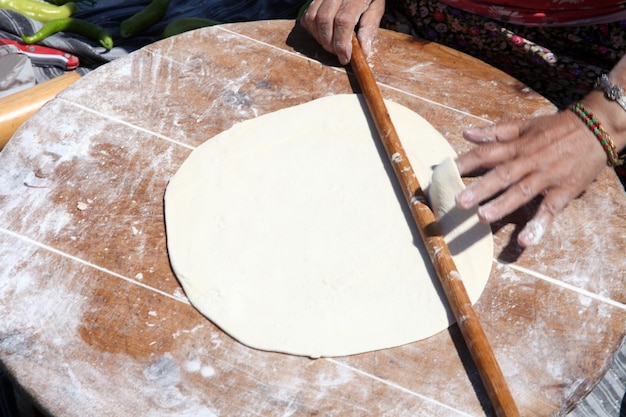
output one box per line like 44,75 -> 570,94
457,156 -> 544,225
459,163 -> 575,247
455,120 -> 530,177
331,0 -> 369,63
456,125 -> 559,224
355,0 -> 385,56
301,0 -> 384,65
356,26 -> 377,57
454,110 -> 607,247
455,139 -> 520,181
462,121 -> 524,144
301,0 -> 343,57
517,187 -> 574,247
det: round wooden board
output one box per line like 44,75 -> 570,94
0,20 -> 625,416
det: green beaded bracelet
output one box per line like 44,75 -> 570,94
568,102 -> 621,167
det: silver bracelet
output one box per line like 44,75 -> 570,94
595,73 -> 626,113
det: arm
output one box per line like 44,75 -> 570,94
455,55 -> 626,247
300,0 -> 385,65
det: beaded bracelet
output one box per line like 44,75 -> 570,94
595,74 -> 626,113
568,102 -> 621,167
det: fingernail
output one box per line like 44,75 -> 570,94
456,188 -> 474,208
340,53 -> 350,65
463,127 -> 483,136
477,204 -> 496,222
463,126 -> 495,142
518,219 -> 546,247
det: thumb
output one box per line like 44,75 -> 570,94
356,25 -> 378,57
356,1 -> 384,57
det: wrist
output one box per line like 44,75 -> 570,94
581,89 -> 626,155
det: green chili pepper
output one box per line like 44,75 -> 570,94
0,0 -> 75,22
21,17 -> 113,50
119,0 -> 169,39
161,17 -> 221,38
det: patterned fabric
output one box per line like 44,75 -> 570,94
383,0 -> 626,183
437,0 -> 626,26
0,0 -> 305,82
0,4 -> 624,417
569,338 -> 626,416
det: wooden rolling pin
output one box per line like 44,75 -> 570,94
349,34 -> 520,417
0,71 -> 80,150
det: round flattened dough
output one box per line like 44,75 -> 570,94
165,94 -> 493,358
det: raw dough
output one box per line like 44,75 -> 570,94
165,94 -> 492,358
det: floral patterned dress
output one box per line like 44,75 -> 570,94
382,0 -> 626,183
435,0 -> 626,25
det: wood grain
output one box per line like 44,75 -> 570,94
0,21 -> 624,417
0,71 -> 80,149
350,33 -> 520,417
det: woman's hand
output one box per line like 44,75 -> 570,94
454,104 -> 613,248
300,0 -> 385,65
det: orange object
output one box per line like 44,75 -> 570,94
349,33 -> 521,417
0,71 -> 80,150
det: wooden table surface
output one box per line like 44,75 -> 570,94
0,20 -> 625,417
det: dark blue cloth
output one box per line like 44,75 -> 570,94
0,0 -> 305,81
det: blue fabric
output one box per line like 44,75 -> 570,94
0,370 -> 19,417
0,0 -> 305,81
